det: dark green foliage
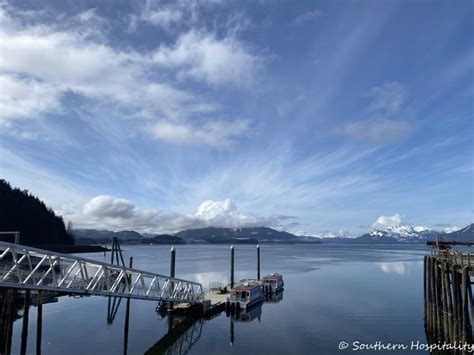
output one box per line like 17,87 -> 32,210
0,180 -> 73,245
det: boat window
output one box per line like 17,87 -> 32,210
241,291 -> 246,299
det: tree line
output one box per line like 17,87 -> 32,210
0,180 -> 73,245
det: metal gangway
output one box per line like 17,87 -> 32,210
0,241 -> 203,303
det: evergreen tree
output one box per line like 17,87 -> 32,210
0,180 -> 74,245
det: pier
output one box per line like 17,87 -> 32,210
424,245 -> 474,344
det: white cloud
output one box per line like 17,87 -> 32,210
149,119 -> 250,147
75,195 -> 294,233
373,213 -> 402,228
0,74 -> 61,123
140,7 -> 183,28
195,198 -> 236,220
336,118 -> 413,144
0,5 -> 251,148
367,82 -> 407,115
83,195 -> 136,219
292,10 -> 321,25
133,0 -> 223,31
153,30 -> 262,86
0,7 -> 198,118
336,82 -> 413,144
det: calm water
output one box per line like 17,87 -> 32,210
8,244 -> 430,354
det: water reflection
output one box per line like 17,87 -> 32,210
145,316 -> 203,355
265,290 -> 284,303
377,261 -> 421,275
0,289 -> 61,355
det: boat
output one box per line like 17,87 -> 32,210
228,280 -> 263,310
262,273 -> 284,293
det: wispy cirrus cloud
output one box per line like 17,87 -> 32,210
0,4 -> 257,148
149,119 -> 250,147
335,118 -> 413,145
367,81 -> 407,114
129,0 -> 223,32
336,81 -> 414,144
153,30 -> 263,86
292,9 -> 321,25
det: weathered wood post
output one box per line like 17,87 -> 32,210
36,290 -> 43,355
170,247 -> 176,279
452,267 -> 459,341
461,266 -> 471,341
433,259 -> 441,334
440,262 -> 448,339
230,245 -> 235,289
424,256 -> 427,324
20,290 -> 30,355
427,256 -> 433,330
257,245 -> 261,280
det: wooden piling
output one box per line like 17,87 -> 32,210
20,290 -> 31,355
423,256 -> 428,324
230,245 -> 234,289
257,245 -> 261,280
170,247 -> 176,279
451,268 -> 459,340
36,290 -> 43,355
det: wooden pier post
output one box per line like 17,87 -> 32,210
433,259 -> 441,335
461,266 -> 471,341
440,262 -> 448,339
1,289 -> 15,355
230,245 -> 234,289
430,256 -> 436,331
257,245 -> 261,280
36,290 -> 43,355
426,256 -> 432,330
423,256 -> 428,325
20,290 -> 31,355
451,268 -> 459,340
170,247 -> 176,279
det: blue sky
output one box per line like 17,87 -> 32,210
0,0 -> 472,236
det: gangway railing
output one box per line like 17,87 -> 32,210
0,242 -> 203,303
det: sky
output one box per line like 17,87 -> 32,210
0,0 -> 472,236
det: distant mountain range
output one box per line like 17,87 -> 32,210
71,223 -> 474,245
175,226 -> 315,244
322,224 -> 474,244
71,226 -> 320,245
71,229 -> 185,245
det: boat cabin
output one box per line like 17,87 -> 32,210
230,281 -> 263,309
262,273 -> 284,293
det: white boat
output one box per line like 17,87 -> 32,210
229,280 -> 263,309
262,273 -> 284,292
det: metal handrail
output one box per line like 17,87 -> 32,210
0,241 -> 203,303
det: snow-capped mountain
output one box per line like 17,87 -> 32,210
357,224 -> 440,244
443,224 -> 474,242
